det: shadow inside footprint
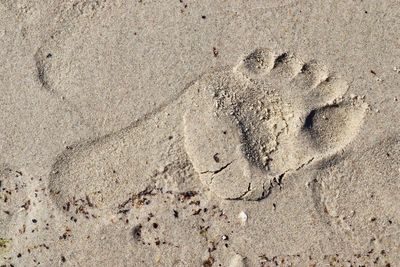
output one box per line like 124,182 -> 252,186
304,109 -> 316,129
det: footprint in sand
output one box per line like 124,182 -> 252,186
310,137 -> 400,252
48,48 -> 366,218
183,48 -> 367,200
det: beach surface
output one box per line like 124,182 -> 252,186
1,1 -> 399,266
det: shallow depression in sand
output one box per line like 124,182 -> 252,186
183,48 -> 367,200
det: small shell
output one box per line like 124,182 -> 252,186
238,211 -> 248,224
229,254 -> 246,267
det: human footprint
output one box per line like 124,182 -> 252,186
183,48 -> 366,200
48,48 -> 367,217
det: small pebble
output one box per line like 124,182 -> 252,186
229,254 -> 245,267
238,211 -> 247,224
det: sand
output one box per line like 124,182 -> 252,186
1,0 -> 399,266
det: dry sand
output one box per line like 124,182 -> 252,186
1,1 -> 399,266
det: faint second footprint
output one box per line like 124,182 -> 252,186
310,136 -> 400,249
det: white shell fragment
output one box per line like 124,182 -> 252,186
238,211 -> 248,224
229,254 -> 246,267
